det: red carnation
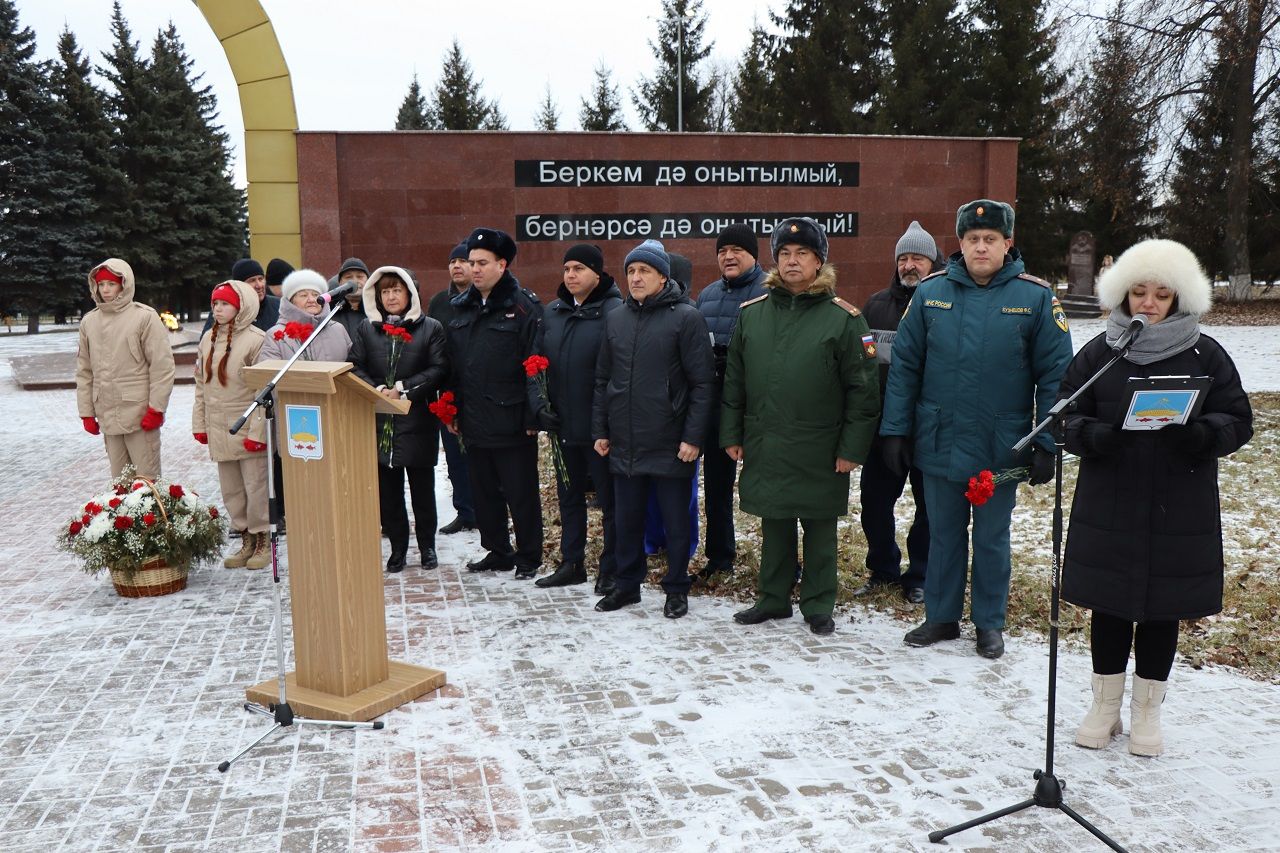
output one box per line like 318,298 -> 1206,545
284,321 -> 312,341
114,485 -> 127,495
523,354 -> 550,377
273,329 -> 285,341
114,516 -> 134,529
81,514 -> 90,525
142,512 -> 157,526
108,497 -> 122,508
85,501 -> 103,515
69,521 -> 83,535
132,482 -> 146,491
169,484 -> 184,499
209,507 -> 219,518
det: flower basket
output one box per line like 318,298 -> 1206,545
59,466 -> 227,596
110,556 -> 189,597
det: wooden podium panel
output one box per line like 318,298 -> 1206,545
243,360 -> 445,720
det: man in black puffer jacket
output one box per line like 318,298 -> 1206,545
592,239 -> 714,619
533,244 -> 624,592
349,266 -> 447,573
445,228 -> 545,579
856,221 -> 940,603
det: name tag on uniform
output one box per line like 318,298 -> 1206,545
924,299 -> 952,310
1002,306 -> 1032,315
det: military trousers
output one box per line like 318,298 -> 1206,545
920,474 -> 1018,630
756,517 -> 838,618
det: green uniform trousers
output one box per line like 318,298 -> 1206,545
756,517 -> 838,618
920,474 -> 1018,630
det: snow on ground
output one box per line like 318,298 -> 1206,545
1,328 -> 1277,852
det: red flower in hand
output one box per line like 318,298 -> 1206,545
114,516 -> 134,529
428,390 -> 459,427
381,323 -> 412,343
273,329 -> 285,341
169,484 -> 184,499
523,354 -> 550,377
284,321 -> 312,341
142,512 -> 157,526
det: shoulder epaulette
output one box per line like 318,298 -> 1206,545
921,270 -> 947,282
740,293 -> 769,308
831,296 -> 861,317
1017,272 -> 1053,289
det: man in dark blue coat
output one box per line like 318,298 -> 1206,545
445,228 -> 544,579
855,221 -> 939,604
880,200 -> 1073,659
428,243 -> 476,535
694,223 -> 767,583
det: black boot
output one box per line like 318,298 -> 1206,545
386,543 -> 408,573
663,592 -> 688,619
594,588 -> 641,612
420,546 -> 438,570
594,572 -> 616,595
467,551 -> 514,573
535,560 -> 587,588
903,620 -> 961,647
514,563 -> 540,580
439,516 -> 475,535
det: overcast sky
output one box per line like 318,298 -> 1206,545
20,0 -> 776,186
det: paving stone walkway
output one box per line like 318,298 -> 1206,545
1,336 -> 1277,852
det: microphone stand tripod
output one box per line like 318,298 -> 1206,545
218,302 -> 384,773
927,338 -> 1140,851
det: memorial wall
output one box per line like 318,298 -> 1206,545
298,131 -> 1018,305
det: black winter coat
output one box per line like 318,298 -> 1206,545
330,300 -> 368,342
351,315 -> 448,468
427,284 -> 466,330
593,280 -> 715,478
541,277 -> 623,446
445,273 -> 543,448
1060,332 -> 1253,621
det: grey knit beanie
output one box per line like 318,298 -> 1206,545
623,239 -> 671,279
895,221 -> 939,261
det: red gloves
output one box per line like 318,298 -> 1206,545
140,407 -> 164,431
82,417 -> 100,435
243,438 -> 267,452
193,433 -> 208,445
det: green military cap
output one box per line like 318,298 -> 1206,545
956,199 -> 1015,238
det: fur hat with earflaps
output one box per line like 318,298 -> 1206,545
1096,239 -> 1213,317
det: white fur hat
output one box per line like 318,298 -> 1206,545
281,268 -> 327,304
1096,239 -> 1212,316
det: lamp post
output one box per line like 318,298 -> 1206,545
675,4 -> 695,132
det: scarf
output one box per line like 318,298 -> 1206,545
1105,306 -> 1200,365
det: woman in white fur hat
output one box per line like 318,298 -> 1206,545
1057,239 -> 1253,757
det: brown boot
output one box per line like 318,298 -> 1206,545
224,531 -> 254,568
245,531 -> 271,570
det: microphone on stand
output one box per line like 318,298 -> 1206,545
317,281 -> 358,305
1112,313 -> 1148,353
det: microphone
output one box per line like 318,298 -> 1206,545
317,281 -> 358,304
1112,313 -> 1148,353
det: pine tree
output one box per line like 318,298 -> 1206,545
730,23 -> 779,132
969,0 -> 1070,273
426,39 -> 502,130
534,84 -> 560,131
579,63 -> 627,131
53,27 -> 128,262
875,0 -> 973,134
631,0 -> 715,131
769,0 -> 886,133
0,0 -> 93,331
395,74 -> 429,129
1070,6 -> 1156,261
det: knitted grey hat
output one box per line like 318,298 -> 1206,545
895,221 -> 939,261
623,239 -> 671,279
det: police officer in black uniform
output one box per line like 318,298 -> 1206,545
444,228 -> 544,579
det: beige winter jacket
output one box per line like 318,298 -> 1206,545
193,280 -> 268,462
76,259 -> 176,435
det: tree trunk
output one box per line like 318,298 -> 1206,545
1222,0 -> 1263,303
26,312 -> 39,334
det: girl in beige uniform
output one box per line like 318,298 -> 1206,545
193,281 -> 270,569
76,259 -> 175,480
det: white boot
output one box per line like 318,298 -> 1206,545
1075,672 -> 1126,749
1129,675 -> 1167,757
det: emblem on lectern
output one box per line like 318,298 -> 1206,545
285,405 -> 324,460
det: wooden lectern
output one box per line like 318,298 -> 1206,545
241,360 -> 446,721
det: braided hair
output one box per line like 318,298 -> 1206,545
204,320 -> 235,387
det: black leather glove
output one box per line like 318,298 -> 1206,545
1081,422 -> 1122,456
1028,447 -> 1055,486
1161,421 -> 1213,457
536,408 -> 562,434
881,436 -> 913,478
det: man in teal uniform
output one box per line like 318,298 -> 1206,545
721,217 -> 881,635
880,200 -> 1072,658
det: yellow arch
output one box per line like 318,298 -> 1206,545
193,0 -> 301,267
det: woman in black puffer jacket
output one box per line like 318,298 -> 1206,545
1059,239 -> 1252,759
350,266 -> 447,573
